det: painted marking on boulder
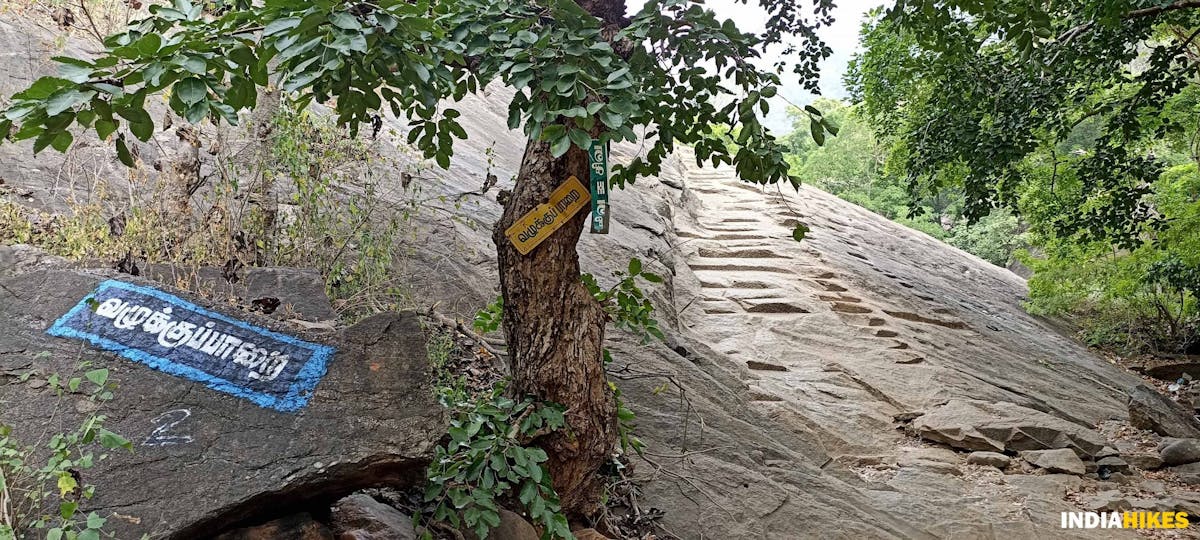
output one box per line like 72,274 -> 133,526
504,176 -> 589,255
47,280 -> 334,412
144,409 -> 194,447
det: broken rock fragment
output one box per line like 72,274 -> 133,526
1020,449 -> 1086,475
912,399 -> 1106,457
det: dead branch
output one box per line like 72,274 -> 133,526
424,306 -> 508,373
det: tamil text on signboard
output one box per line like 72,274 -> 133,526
47,280 -> 335,412
504,175 -> 590,255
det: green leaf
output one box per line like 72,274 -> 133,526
821,118 -> 839,136
118,107 -> 154,140
375,13 -> 398,32
628,257 -> 642,275
448,488 -> 471,508
330,12 -> 361,30
507,105 -> 522,129
86,512 -> 106,530
78,529 -> 100,540
567,128 -> 590,150
229,46 -> 257,67
184,100 -> 209,124
91,83 -> 124,96
50,131 -> 73,152
98,428 -> 132,450
413,64 -> 430,83
129,119 -> 154,141
45,528 -> 63,540
549,133 -> 570,158
264,17 -> 301,36
13,77 -> 71,100
211,102 -> 238,125
134,33 -> 162,56
76,109 -> 95,127
607,78 -> 632,90
3,102 -> 38,122
45,88 -> 89,116
175,77 -> 207,105
151,6 -> 186,20
84,368 -> 108,387
464,505 -> 481,525
518,480 -> 538,505
278,36 -> 321,62
33,130 -> 58,154
549,514 -> 570,538
58,62 -> 93,83
282,71 -> 320,93
792,223 -> 810,242
600,110 -> 623,129
116,135 -> 134,166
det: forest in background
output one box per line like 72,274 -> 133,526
781,8 -> 1200,358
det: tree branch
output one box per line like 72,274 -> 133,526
1058,0 -> 1200,44
424,306 -> 508,373
1126,0 -> 1200,20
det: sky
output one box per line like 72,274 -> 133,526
660,0 -> 886,133
772,0 -> 885,131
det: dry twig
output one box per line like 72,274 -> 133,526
423,306 -> 508,373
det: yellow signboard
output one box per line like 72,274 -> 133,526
504,176 -> 590,255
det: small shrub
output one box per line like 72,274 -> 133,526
423,383 -> 572,540
1,360 -> 132,540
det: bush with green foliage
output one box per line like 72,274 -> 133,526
840,2 -> 1200,355
431,257 -> 665,538
1023,164 -> 1200,353
779,99 -> 1028,266
0,100 -> 415,322
945,210 -> 1026,267
423,383 -> 571,540
1,360 -> 132,540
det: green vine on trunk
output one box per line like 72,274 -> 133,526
581,257 -> 665,343
581,257 -> 666,456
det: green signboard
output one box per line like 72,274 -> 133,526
588,139 -> 609,234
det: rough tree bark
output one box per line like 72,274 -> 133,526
491,0 -> 628,521
492,138 -> 615,519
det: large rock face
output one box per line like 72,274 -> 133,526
0,258 -> 443,539
257,85 -> 1156,536
342,89 -> 1153,537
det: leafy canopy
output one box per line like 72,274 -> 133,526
3,0 -> 837,190
847,2 -> 1200,248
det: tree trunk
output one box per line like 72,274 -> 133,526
491,0 -> 626,520
492,138 -> 616,519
